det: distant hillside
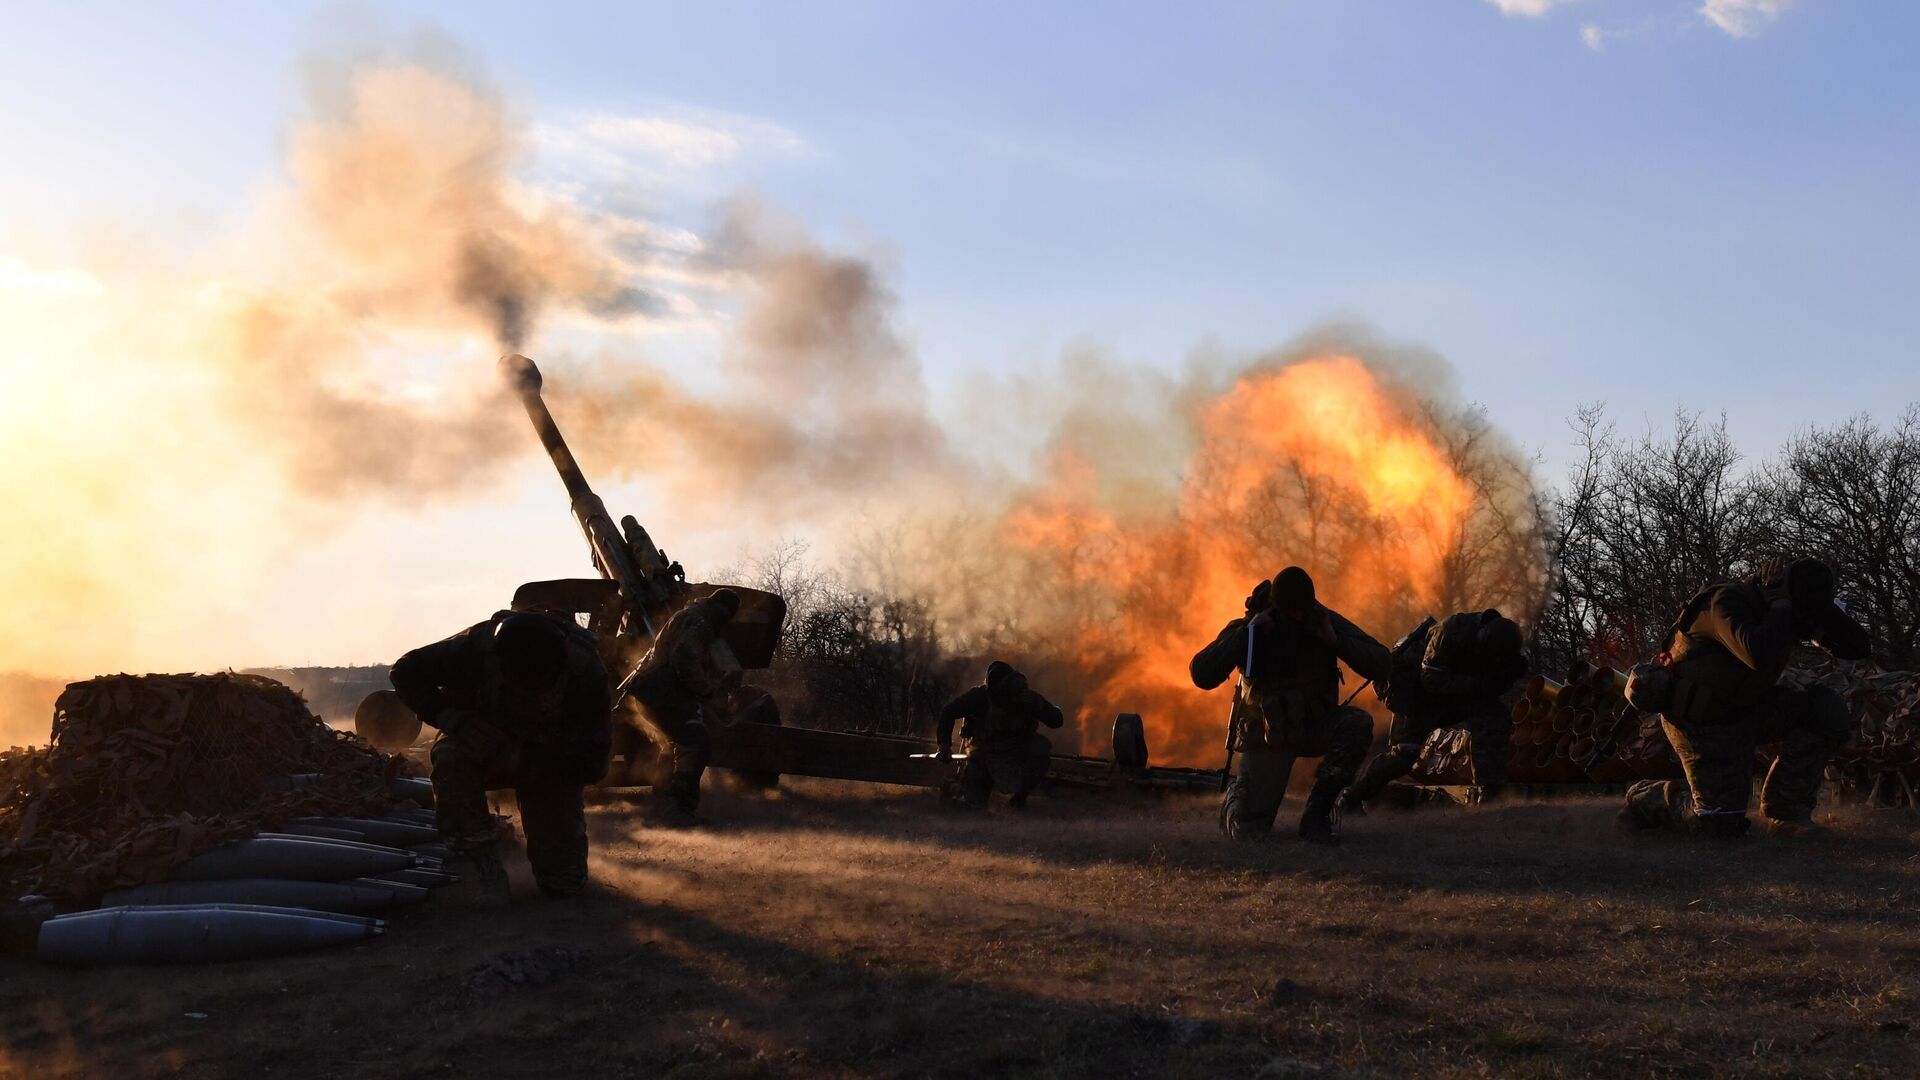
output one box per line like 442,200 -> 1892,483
245,666 -> 392,724
0,672 -> 65,747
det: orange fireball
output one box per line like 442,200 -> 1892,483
1000,355 -> 1534,765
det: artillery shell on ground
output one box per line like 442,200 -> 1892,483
347,878 -> 432,903
388,776 -> 436,808
103,902 -> 382,929
254,834 -> 420,861
37,904 -> 381,966
169,838 -> 414,883
100,879 -> 419,917
288,816 -> 439,847
366,867 -> 459,888
277,823 -> 368,843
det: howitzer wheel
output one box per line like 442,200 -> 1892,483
355,690 -> 423,753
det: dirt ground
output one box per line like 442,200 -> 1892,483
2,782 -> 1917,1079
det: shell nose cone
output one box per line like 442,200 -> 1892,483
499,353 -> 542,392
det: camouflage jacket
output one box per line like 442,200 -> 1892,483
1669,579 -> 1870,715
389,611 -> 612,781
1190,605 -> 1391,702
625,596 -> 732,713
938,683 -> 1064,750
1417,610 -> 1528,701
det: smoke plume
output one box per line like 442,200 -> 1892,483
0,44 -> 1546,764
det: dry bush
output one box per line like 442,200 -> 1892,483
1535,404 -> 1920,674
723,541 -> 967,737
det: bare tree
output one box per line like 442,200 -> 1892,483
1540,411 -> 1769,668
1759,408 -> 1920,668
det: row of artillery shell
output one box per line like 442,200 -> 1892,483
1509,663 -> 1681,781
38,809 -> 457,966
38,904 -> 386,965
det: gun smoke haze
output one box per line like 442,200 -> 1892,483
0,47 -> 1547,762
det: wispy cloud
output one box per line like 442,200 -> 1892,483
1700,0 -> 1796,38
1485,0 -> 1580,16
1580,23 -> 1608,50
533,105 -> 807,189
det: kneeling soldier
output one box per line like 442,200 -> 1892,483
938,661 -> 1064,809
1342,609 -> 1528,812
1619,556 -> 1869,838
391,611 -> 613,904
1191,567 -> 1391,844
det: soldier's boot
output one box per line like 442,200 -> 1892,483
1008,791 -> 1030,810
1298,782 -> 1343,846
650,773 -> 703,828
451,846 -> 511,909
1758,815 -> 1831,840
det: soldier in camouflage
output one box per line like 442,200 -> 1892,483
938,661 -> 1065,809
390,611 -> 613,905
1341,609 -> 1528,812
1619,556 -> 1871,838
1191,567 -> 1391,845
622,589 -> 743,823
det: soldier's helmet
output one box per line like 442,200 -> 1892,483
708,588 -> 742,622
986,660 -> 1028,702
1786,557 -> 1839,620
1270,566 -> 1316,614
1476,609 -> 1525,661
494,613 -> 568,689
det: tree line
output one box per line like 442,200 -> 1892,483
1532,405 -> 1920,674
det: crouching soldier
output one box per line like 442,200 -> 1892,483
1341,609 -> 1528,813
1191,567 -> 1391,845
390,611 -> 612,905
621,589 -> 744,824
937,661 -> 1064,809
1619,556 -> 1870,838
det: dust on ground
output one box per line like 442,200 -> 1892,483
2,783 -> 1916,1078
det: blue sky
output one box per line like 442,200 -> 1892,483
5,1 -> 1916,458
1,0 -> 1916,666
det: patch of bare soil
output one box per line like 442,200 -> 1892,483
3,783 -> 1916,1078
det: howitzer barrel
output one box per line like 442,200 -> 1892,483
500,352 -> 595,505
500,353 -> 666,630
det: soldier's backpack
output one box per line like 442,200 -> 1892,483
1381,615 -> 1437,716
1623,585 -> 1723,721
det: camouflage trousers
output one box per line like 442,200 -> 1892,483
1221,705 -> 1372,840
638,703 -> 713,814
431,731 -> 590,897
955,733 -> 1052,806
1346,696 -> 1513,803
1622,684 -> 1850,836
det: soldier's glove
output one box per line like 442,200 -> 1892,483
1244,579 -> 1272,617
936,744 -> 953,761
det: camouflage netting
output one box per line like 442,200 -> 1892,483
0,673 -> 419,902
1784,656 -> 1920,806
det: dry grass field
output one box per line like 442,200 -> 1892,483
3,782 -> 1917,1079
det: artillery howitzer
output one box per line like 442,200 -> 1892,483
355,355 -> 1225,798
357,354 -> 789,787
498,353 -> 791,787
